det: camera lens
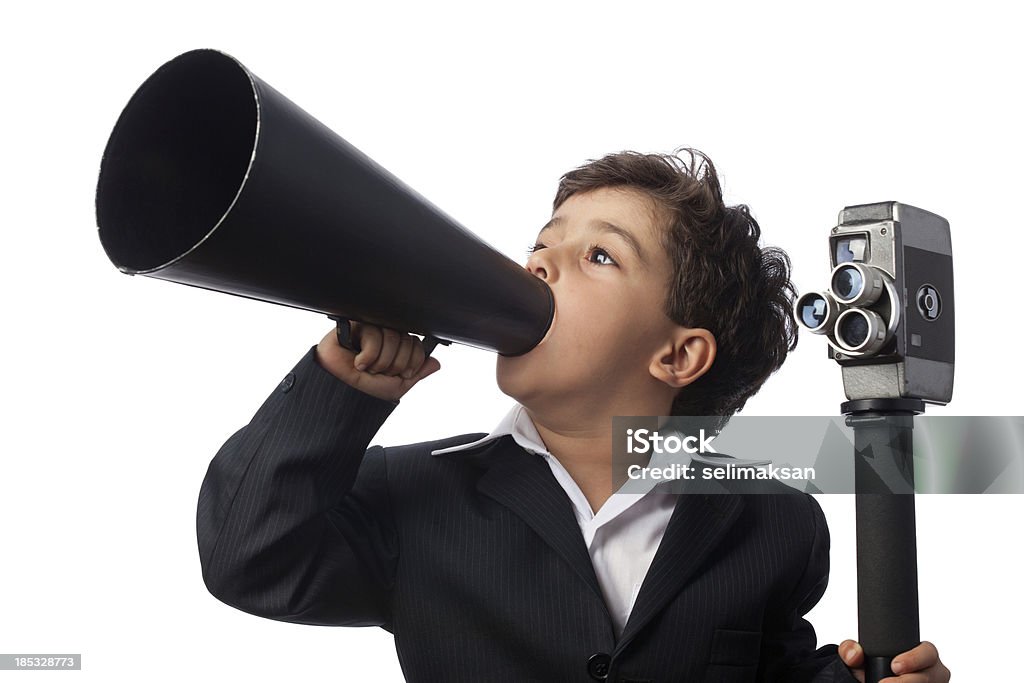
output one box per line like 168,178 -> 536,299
830,262 -> 885,306
794,291 -> 838,334
800,297 -> 827,327
834,308 -> 887,355
839,312 -> 869,347
832,265 -> 863,301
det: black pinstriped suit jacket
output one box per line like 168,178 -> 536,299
196,345 -> 858,682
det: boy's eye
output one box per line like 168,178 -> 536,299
587,244 -> 617,266
525,242 -> 618,267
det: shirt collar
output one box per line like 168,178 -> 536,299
431,403 -> 683,529
430,402 -> 548,457
429,404 -> 681,489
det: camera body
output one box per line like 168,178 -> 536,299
795,201 -> 954,404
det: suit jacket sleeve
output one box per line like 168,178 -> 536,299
196,344 -> 401,630
757,494 -> 859,683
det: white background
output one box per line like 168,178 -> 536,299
2,1 -> 1020,680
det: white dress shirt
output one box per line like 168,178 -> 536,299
430,402 -> 678,638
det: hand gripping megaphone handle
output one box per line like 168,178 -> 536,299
328,315 -> 451,359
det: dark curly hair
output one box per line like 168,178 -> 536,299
552,147 -> 799,431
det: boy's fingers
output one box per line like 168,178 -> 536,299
839,639 -> 863,666
353,323 -> 380,370
839,639 -> 865,681
388,336 -> 416,377
369,327 -> 401,373
406,340 -> 427,379
409,356 -> 441,383
890,641 -> 938,675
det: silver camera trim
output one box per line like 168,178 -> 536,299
795,290 -> 840,334
828,275 -> 901,358
830,261 -> 886,306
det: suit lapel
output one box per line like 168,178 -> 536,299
437,436 -> 746,652
443,435 -> 607,604
614,489 -> 745,653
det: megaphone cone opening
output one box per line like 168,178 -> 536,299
96,49 -> 258,274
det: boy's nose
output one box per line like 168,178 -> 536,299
526,261 -> 548,280
525,252 -> 555,283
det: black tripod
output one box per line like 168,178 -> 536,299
843,397 -> 924,683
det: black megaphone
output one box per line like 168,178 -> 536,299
95,48 -> 554,357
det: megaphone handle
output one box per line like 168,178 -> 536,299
328,315 -> 450,359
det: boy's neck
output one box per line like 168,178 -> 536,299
531,419 -> 614,515
524,392 -> 671,515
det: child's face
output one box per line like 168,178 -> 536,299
496,186 -> 686,413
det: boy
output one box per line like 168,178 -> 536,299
196,149 -> 948,681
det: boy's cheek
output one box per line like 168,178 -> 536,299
534,300 -> 558,347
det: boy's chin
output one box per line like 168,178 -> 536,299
495,354 -> 543,402
495,355 -> 523,398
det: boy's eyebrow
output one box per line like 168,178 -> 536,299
538,216 -> 648,266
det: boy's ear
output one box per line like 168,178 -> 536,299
649,326 -> 717,389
